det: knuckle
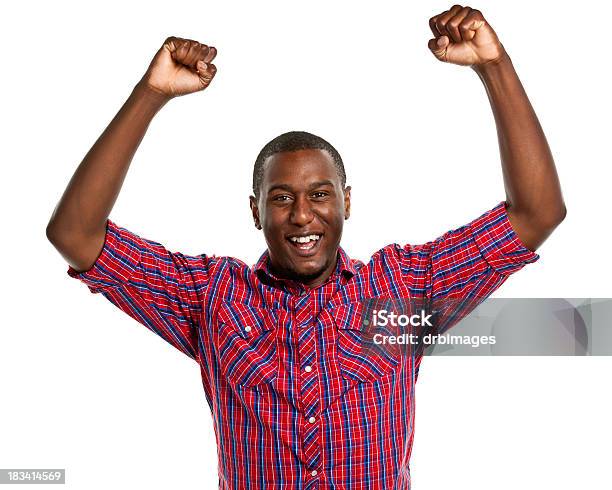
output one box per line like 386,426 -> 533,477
164,36 -> 178,47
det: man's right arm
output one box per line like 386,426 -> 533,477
46,36 -> 217,271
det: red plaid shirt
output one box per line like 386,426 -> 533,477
67,201 -> 539,489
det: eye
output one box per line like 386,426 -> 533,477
311,191 -> 329,199
272,194 -> 292,202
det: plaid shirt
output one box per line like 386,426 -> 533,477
67,200 -> 539,489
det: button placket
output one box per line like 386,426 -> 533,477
296,297 -> 321,480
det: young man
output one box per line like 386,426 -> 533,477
47,5 -> 565,489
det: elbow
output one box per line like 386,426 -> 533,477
536,204 -> 567,232
45,222 -> 94,272
46,220 -> 60,247
511,202 -> 567,234
547,203 -> 567,228
45,218 -> 73,252
557,204 -> 567,223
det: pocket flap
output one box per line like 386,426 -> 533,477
332,302 -> 400,383
218,302 -> 276,337
216,302 -> 278,387
333,303 -> 366,331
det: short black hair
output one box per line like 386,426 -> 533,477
252,131 -> 346,197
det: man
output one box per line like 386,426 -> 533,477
46,5 -> 565,489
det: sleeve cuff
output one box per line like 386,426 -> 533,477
469,201 -> 540,275
67,219 -> 142,292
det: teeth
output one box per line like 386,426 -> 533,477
290,234 -> 321,243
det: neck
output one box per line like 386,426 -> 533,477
268,254 -> 338,289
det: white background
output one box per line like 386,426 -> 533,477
2,0 -> 612,488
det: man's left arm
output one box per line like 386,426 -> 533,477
428,5 -> 566,251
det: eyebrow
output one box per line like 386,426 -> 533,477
309,180 -> 335,189
267,180 -> 335,194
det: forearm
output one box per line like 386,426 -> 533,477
47,81 -> 170,269
473,52 -> 565,225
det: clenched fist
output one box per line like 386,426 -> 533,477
140,36 -> 218,98
428,5 -> 504,67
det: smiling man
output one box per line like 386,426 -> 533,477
250,140 -> 351,288
47,5 -> 565,489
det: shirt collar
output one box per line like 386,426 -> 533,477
254,247 -> 357,286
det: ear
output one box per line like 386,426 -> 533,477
343,185 -> 351,220
249,195 -> 262,230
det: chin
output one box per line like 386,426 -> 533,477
291,260 -> 329,283
293,266 -> 322,280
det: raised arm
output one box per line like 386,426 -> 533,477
46,37 -> 218,271
427,5 -> 566,251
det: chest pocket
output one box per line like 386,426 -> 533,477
333,302 -> 401,383
216,302 -> 279,387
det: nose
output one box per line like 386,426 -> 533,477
289,195 -> 314,227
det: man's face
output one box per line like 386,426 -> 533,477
250,149 -> 351,288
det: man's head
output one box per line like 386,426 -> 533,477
250,131 -> 351,288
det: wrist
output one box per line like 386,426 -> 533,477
132,80 -> 173,109
472,48 -> 512,77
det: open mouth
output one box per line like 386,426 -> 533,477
287,233 -> 323,255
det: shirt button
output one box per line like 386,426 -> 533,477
304,365 -> 313,373
244,326 -> 252,333
311,470 -> 318,477
308,416 -> 316,424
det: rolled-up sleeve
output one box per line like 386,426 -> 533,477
396,201 -> 539,335
67,219 -> 214,361
67,220 -> 141,290
468,200 -> 540,275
